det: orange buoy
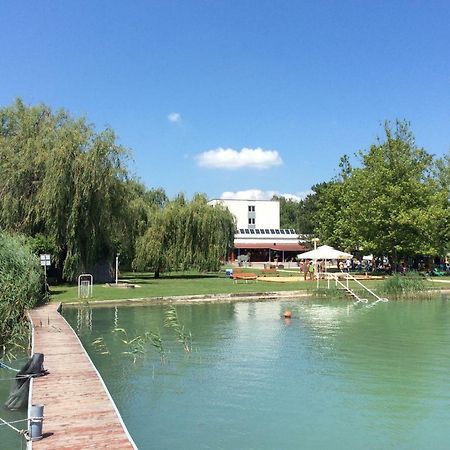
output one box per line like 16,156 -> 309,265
283,310 -> 292,319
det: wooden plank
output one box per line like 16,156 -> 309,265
28,304 -> 137,449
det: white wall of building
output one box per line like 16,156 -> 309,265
209,199 -> 280,229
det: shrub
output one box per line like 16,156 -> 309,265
0,232 -> 47,357
381,271 -> 426,298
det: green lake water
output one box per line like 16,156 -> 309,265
0,357 -> 29,450
62,298 -> 450,450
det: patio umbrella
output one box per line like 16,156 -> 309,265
297,245 -> 353,260
298,245 -> 353,280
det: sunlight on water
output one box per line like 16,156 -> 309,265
64,298 -> 450,450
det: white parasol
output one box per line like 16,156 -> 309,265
297,245 -> 353,260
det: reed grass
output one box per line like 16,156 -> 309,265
0,232 -> 47,358
380,272 -> 427,298
164,305 -> 192,352
111,328 -> 166,363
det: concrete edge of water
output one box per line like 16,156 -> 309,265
61,290 -> 315,308
60,287 -> 450,308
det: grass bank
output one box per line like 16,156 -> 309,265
48,269 -> 448,304
52,270 -> 317,303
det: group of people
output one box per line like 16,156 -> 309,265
299,260 -> 325,280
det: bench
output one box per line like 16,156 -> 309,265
232,272 -> 258,283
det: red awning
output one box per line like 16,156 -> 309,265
234,243 -> 306,251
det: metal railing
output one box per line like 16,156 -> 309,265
317,271 -> 389,306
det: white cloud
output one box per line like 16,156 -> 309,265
220,189 -> 313,201
196,147 -> 283,170
167,112 -> 181,123
280,191 -> 313,202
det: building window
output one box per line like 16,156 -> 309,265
248,205 -> 255,212
248,218 -> 255,225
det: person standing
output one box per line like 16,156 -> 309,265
320,260 -> 325,274
308,261 -> 315,280
302,260 -> 308,280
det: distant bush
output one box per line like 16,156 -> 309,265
0,232 -> 47,356
381,272 -> 426,298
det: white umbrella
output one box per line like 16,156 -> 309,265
297,245 -> 353,260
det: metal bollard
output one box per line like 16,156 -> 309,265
29,404 -> 44,441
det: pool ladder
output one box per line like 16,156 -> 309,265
317,272 -> 389,306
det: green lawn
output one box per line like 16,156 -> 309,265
51,270 -> 315,303
47,269 -> 441,304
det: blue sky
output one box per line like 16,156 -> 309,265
1,1 -> 449,200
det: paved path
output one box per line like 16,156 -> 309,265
28,303 -> 137,449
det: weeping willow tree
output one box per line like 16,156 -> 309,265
133,194 -> 235,277
116,181 -> 168,269
0,99 -> 131,280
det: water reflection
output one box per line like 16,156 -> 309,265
0,357 -> 28,450
64,300 -> 450,450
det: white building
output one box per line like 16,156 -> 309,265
209,198 -> 306,262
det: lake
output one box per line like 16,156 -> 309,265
0,357 -> 29,449
63,298 -> 450,450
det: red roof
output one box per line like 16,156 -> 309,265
234,243 -> 306,251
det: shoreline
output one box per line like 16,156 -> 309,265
59,287 -> 450,308
61,290 -> 313,307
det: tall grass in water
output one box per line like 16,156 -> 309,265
0,232 -> 47,358
164,306 -> 192,352
381,272 -> 427,298
91,329 -> 166,364
111,328 -> 166,364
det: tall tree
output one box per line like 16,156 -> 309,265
432,151 -> 450,255
133,194 -> 235,277
315,121 -> 446,264
0,99 -> 131,280
274,194 -> 318,235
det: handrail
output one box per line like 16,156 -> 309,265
341,272 -> 388,304
318,272 -> 368,304
319,271 -> 388,305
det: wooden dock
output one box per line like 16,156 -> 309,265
28,303 -> 137,449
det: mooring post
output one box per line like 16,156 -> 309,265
29,404 -> 44,441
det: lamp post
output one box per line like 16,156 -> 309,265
115,253 -> 120,285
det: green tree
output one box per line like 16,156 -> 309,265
133,194 -> 235,277
315,121 -> 446,265
274,194 -> 318,235
0,99 -> 132,280
115,181 -> 168,268
432,151 -> 450,255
